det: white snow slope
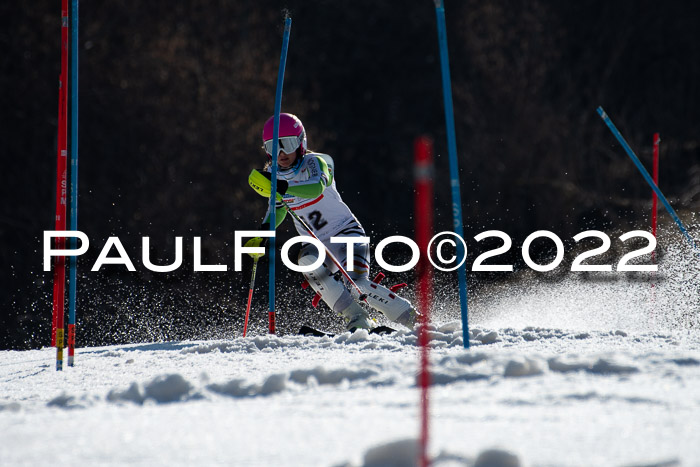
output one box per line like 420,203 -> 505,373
2,245 -> 699,466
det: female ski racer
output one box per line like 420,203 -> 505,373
247,113 -> 417,331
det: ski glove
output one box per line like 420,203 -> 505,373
248,169 -> 288,199
259,171 -> 289,194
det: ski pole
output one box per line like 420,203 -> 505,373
242,237 -> 266,337
282,204 -> 368,302
243,255 -> 261,338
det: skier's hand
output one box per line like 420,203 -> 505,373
248,169 -> 288,199
258,172 -> 289,195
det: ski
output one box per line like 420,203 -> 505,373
298,325 -> 396,337
298,325 -> 330,337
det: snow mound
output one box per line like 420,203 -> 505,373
47,393 -> 85,409
618,460 -> 681,467
259,373 -> 287,395
206,378 -> 253,398
143,374 -> 194,402
547,356 -> 594,372
206,373 -> 288,398
339,438 -> 521,467
205,366 -> 383,399
107,382 -> 148,404
473,449 -> 521,467
438,321 -> 463,333
107,374 -> 195,404
362,439 -> 420,467
475,330 -> 501,344
0,402 -> 21,413
289,367 -> 378,385
589,358 -> 640,375
504,357 -> 545,377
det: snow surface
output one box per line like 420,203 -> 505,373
2,242 -> 699,466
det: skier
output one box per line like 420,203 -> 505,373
247,113 -> 417,331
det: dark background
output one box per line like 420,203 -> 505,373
2,1 -> 699,349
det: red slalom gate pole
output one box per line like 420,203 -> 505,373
52,0 -> 70,370
651,133 -> 660,257
414,136 -> 434,467
650,133 -> 660,300
415,136 -> 434,318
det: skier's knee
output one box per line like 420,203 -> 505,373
299,250 -> 354,314
298,248 -> 325,277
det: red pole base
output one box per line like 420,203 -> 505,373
67,324 -> 75,366
268,312 -> 276,334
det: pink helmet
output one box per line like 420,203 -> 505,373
261,113 -> 307,156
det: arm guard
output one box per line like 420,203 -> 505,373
285,156 -> 331,199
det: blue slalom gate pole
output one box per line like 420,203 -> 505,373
597,107 -> 698,252
67,0 -> 79,366
268,16 -> 292,334
434,1 -> 470,349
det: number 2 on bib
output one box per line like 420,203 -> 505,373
303,210 -> 328,230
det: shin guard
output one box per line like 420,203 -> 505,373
355,277 -> 413,323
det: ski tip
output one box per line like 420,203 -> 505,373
298,325 -> 332,337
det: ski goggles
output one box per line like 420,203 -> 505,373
263,136 -> 301,156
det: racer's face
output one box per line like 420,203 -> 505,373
278,149 -> 297,169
